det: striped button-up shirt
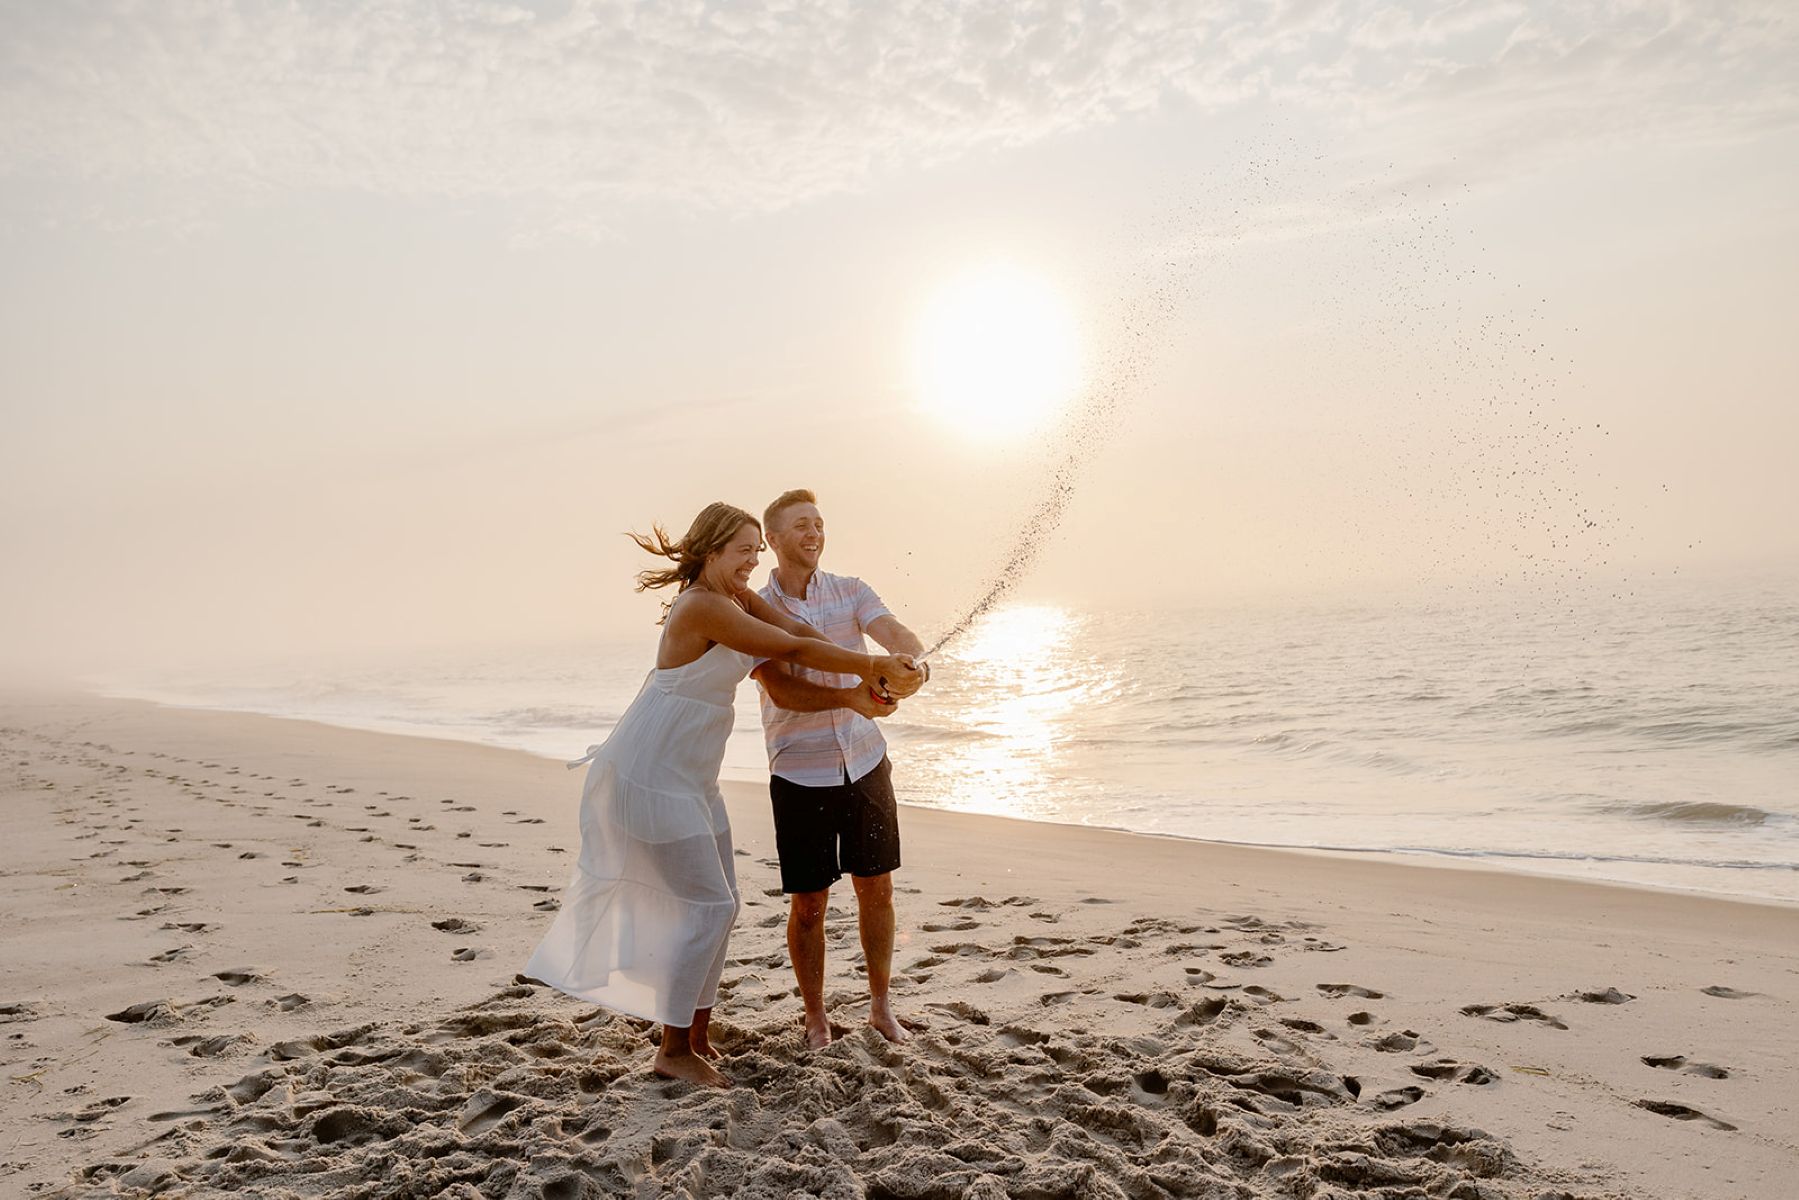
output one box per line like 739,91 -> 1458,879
756,569 -> 891,787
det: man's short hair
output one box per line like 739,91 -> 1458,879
763,488 -> 817,532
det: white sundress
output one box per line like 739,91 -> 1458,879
525,641 -> 750,1027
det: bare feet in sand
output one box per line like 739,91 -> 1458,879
803,1011 -> 834,1049
868,996 -> 910,1044
653,1049 -> 729,1088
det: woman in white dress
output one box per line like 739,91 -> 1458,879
526,502 -> 922,1087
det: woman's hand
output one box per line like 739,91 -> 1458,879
867,654 -> 925,700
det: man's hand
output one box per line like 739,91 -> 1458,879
847,688 -> 898,719
881,654 -> 927,699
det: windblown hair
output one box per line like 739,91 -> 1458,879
628,502 -> 761,607
763,487 -> 817,532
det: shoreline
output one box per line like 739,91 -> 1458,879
5,690 -> 1796,1198
83,685 -> 1799,911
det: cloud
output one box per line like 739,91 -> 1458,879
0,0 -> 1792,236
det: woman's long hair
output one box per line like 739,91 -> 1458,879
629,503 -> 760,619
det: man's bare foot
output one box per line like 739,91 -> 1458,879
691,1038 -> 721,1060
803,1013 -> 833,1050
868,999 -> 910,1044
653,1049 -> 729,1088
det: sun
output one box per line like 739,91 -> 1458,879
911,264 -> 1082,441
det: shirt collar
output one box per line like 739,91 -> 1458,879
769,568 -> 825,603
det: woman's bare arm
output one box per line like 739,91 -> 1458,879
739,588 -> 827,642
673,590 -> 918,685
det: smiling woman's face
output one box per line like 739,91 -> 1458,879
704,521 -> 763,592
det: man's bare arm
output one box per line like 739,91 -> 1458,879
865,614 -> 924,658
753,662 -> 896,719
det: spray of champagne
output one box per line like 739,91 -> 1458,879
919,256 -> 1192,662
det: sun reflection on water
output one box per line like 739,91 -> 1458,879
910,604 -> 1119,821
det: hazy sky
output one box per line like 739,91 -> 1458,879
2,1 -> 1795,673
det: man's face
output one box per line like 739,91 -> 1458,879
769,502 -> 824,572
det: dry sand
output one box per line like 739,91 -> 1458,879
2,692 -> 1795,1199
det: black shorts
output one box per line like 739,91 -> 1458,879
769,756 -> 902,894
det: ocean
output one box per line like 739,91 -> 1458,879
95,578 -> 1799,904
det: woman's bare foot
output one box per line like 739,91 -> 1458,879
803,1012 -> 834,1050
653,1048 -> 729,1088
689,1008 -> 721,1059
658,1017 -> 726,1083
868,997 -> 909,1044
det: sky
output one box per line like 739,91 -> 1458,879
1,0 -> 1795,674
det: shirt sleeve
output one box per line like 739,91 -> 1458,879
852,577 -> 892,631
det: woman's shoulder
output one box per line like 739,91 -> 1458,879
667,587 -> 745,627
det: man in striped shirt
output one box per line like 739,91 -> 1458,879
752,488 -> 927,1047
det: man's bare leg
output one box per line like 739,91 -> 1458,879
689,1006 -> 720,1059
654,1021 -> 728,1087
852,871 -> 908,1043
787,888 -> 833,1048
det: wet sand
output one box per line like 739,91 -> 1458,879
3,692 -> 1795,1198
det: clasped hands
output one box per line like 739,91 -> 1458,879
862,654 -> 927,714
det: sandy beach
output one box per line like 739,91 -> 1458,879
3,691 -> 1795,1199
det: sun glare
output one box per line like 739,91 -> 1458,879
912,264 -> 1082,441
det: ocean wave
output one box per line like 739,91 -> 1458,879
486,706 -> 617,731
1598,800 -> 1783,827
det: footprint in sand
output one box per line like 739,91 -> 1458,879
432,918 -> 482,934
1642,1055 -> 1730,1079
343,885 -> 385,895
147,946 -> 192,964
1317,983 -> 1383,999
171,1033 -> 254,1058
1220,950 -> 1273,969
1113,990 -> 1181,1009
1636,1099 -> 1737,1130
926,1000 -> 991,1025
1461,1003 -> 1567,1030
265,993 -> 311,1012
1569,987 -> 1634,1005
1252,1027 -> 1306,1055
451,948 -> 493,962
457,1091 -> 524,1135
1371,1085 -> 1426,1111
1411,1059 -> 1496,1085
1367,1030 -> 1434,1054
212,969 -> 265,987
1700,985 -> 1759,999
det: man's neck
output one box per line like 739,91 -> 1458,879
773,561 -> 817,600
